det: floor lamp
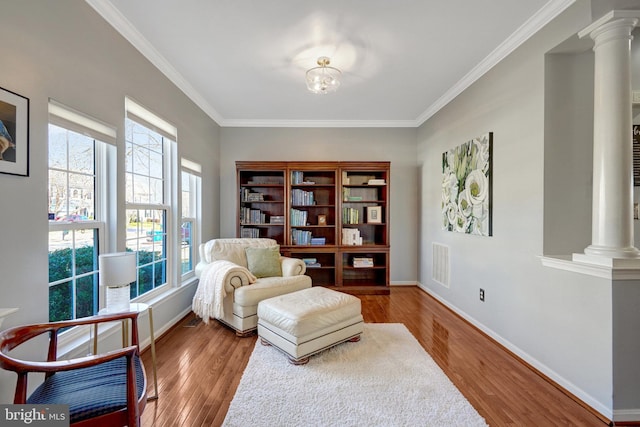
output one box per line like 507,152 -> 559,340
99,252 -> 136,313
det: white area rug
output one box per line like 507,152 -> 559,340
223,323 -> 488,427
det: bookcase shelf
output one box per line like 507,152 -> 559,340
236,161 -> 389,294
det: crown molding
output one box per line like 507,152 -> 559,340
416,0 -> 576,126
85,0 -> 225,125
87,0 -> 574,129
220,119 -> 419,128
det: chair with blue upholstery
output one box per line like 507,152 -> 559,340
0,312 -> 147,427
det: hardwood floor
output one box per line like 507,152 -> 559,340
140,286 -> 609,427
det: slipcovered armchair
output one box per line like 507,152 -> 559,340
193,238 -> 312,336
0,312 -> 147,427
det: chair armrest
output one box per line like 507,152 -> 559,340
3,345 -> 138,375
201,260 -> 257,293
281,256 -> 306,276
0,312 -> 142,365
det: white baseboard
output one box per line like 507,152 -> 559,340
416,283 -> 613,421
390,281 -> 418,286
614,409 -> 640,423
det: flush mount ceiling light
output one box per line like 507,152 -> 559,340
306,56 -> 341,94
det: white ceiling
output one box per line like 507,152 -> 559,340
86,0 -> 573,128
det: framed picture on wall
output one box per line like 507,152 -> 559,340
0,86 -> 29,177
441,132 -> 493,236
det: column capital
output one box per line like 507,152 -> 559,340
578,10 -> 639,41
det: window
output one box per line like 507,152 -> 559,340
181,159 -> 202,278
48,101 -> 115,322
124,98 -> 177,297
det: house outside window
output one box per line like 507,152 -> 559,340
180,159 -> 202,278
47,101 -> 115,322
124,98 -> 178,297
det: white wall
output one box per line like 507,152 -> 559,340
219,127 -> 418,284
417,0 -> 616,417
0,0 -> 220,403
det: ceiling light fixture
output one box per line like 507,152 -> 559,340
306,56 -> 341,94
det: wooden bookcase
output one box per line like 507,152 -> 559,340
236,161 -> 390,295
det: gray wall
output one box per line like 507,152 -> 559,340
219,127 -> 418,284
0,0 -> 220,402
417,0 -> 616,416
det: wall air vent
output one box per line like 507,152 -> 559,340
432,242 -> 450,288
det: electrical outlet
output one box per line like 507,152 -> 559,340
479,288 -> 485,302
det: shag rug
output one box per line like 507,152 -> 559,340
223,323 -> 488,427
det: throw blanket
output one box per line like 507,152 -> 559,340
192,260 -> 257,324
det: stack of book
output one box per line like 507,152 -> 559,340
291,189 -> 315,206
240,208 -> 265,224
240,227 -> 260,238
310,237 -> 326,245
342,207 -> 360,224
242,189 -> 265,201
291,228 -> 312,245
290,209 -> 308,226
342,228 -> 362,245
353,257 -> 374,268
291,170 -> 304,184
367,178 -> 386,185
302,258 -> 321,268
269,215 -> 284,224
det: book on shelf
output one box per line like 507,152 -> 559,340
353,257 -> 374,268
291,170 -> 304,185
240,227 -> 260,238
367,179 -> 386,185
302,258 -> 322,268
240,207 -> 266,224
342,207 -> 360,224
291,228 -> 312,245
269,215 -> 284,224
291,188 -> 315,206
305,262 -> 322,268
310,237 -> 326,245
342,228 -> 362,245
241,188 -> 265,202
290,208 -> 308,226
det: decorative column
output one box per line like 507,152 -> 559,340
575,12 -> 640,262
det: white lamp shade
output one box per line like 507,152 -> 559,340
100,252 -> 136,313
99,252 -> 137,287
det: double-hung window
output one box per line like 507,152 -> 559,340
180,159 -> 202,278
47,101 -> 115,322
124,98 -> 177,297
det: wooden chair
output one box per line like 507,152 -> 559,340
0,312 -> 147,427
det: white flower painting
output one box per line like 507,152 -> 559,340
442,132 -> 492,236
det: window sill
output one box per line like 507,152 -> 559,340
540,254 -> 640,280
58,278 -> 198,357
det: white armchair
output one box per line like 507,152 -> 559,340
193,238 -> 311,336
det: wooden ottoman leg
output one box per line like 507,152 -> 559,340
348,334 -> 361,342
260,338 -> 271,346
289,356 -> 309,365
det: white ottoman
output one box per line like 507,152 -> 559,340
257,286 -> 364,364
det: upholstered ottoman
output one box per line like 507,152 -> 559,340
257,286 -> 364,364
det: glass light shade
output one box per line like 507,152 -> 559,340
306,57 -> 341,94
99,252 -> 136,313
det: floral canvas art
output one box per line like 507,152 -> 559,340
442,132 -> 492,236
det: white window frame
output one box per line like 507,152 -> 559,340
180,158 -> 202,281
124,98 -> 179,300
48,100 -> 116,343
